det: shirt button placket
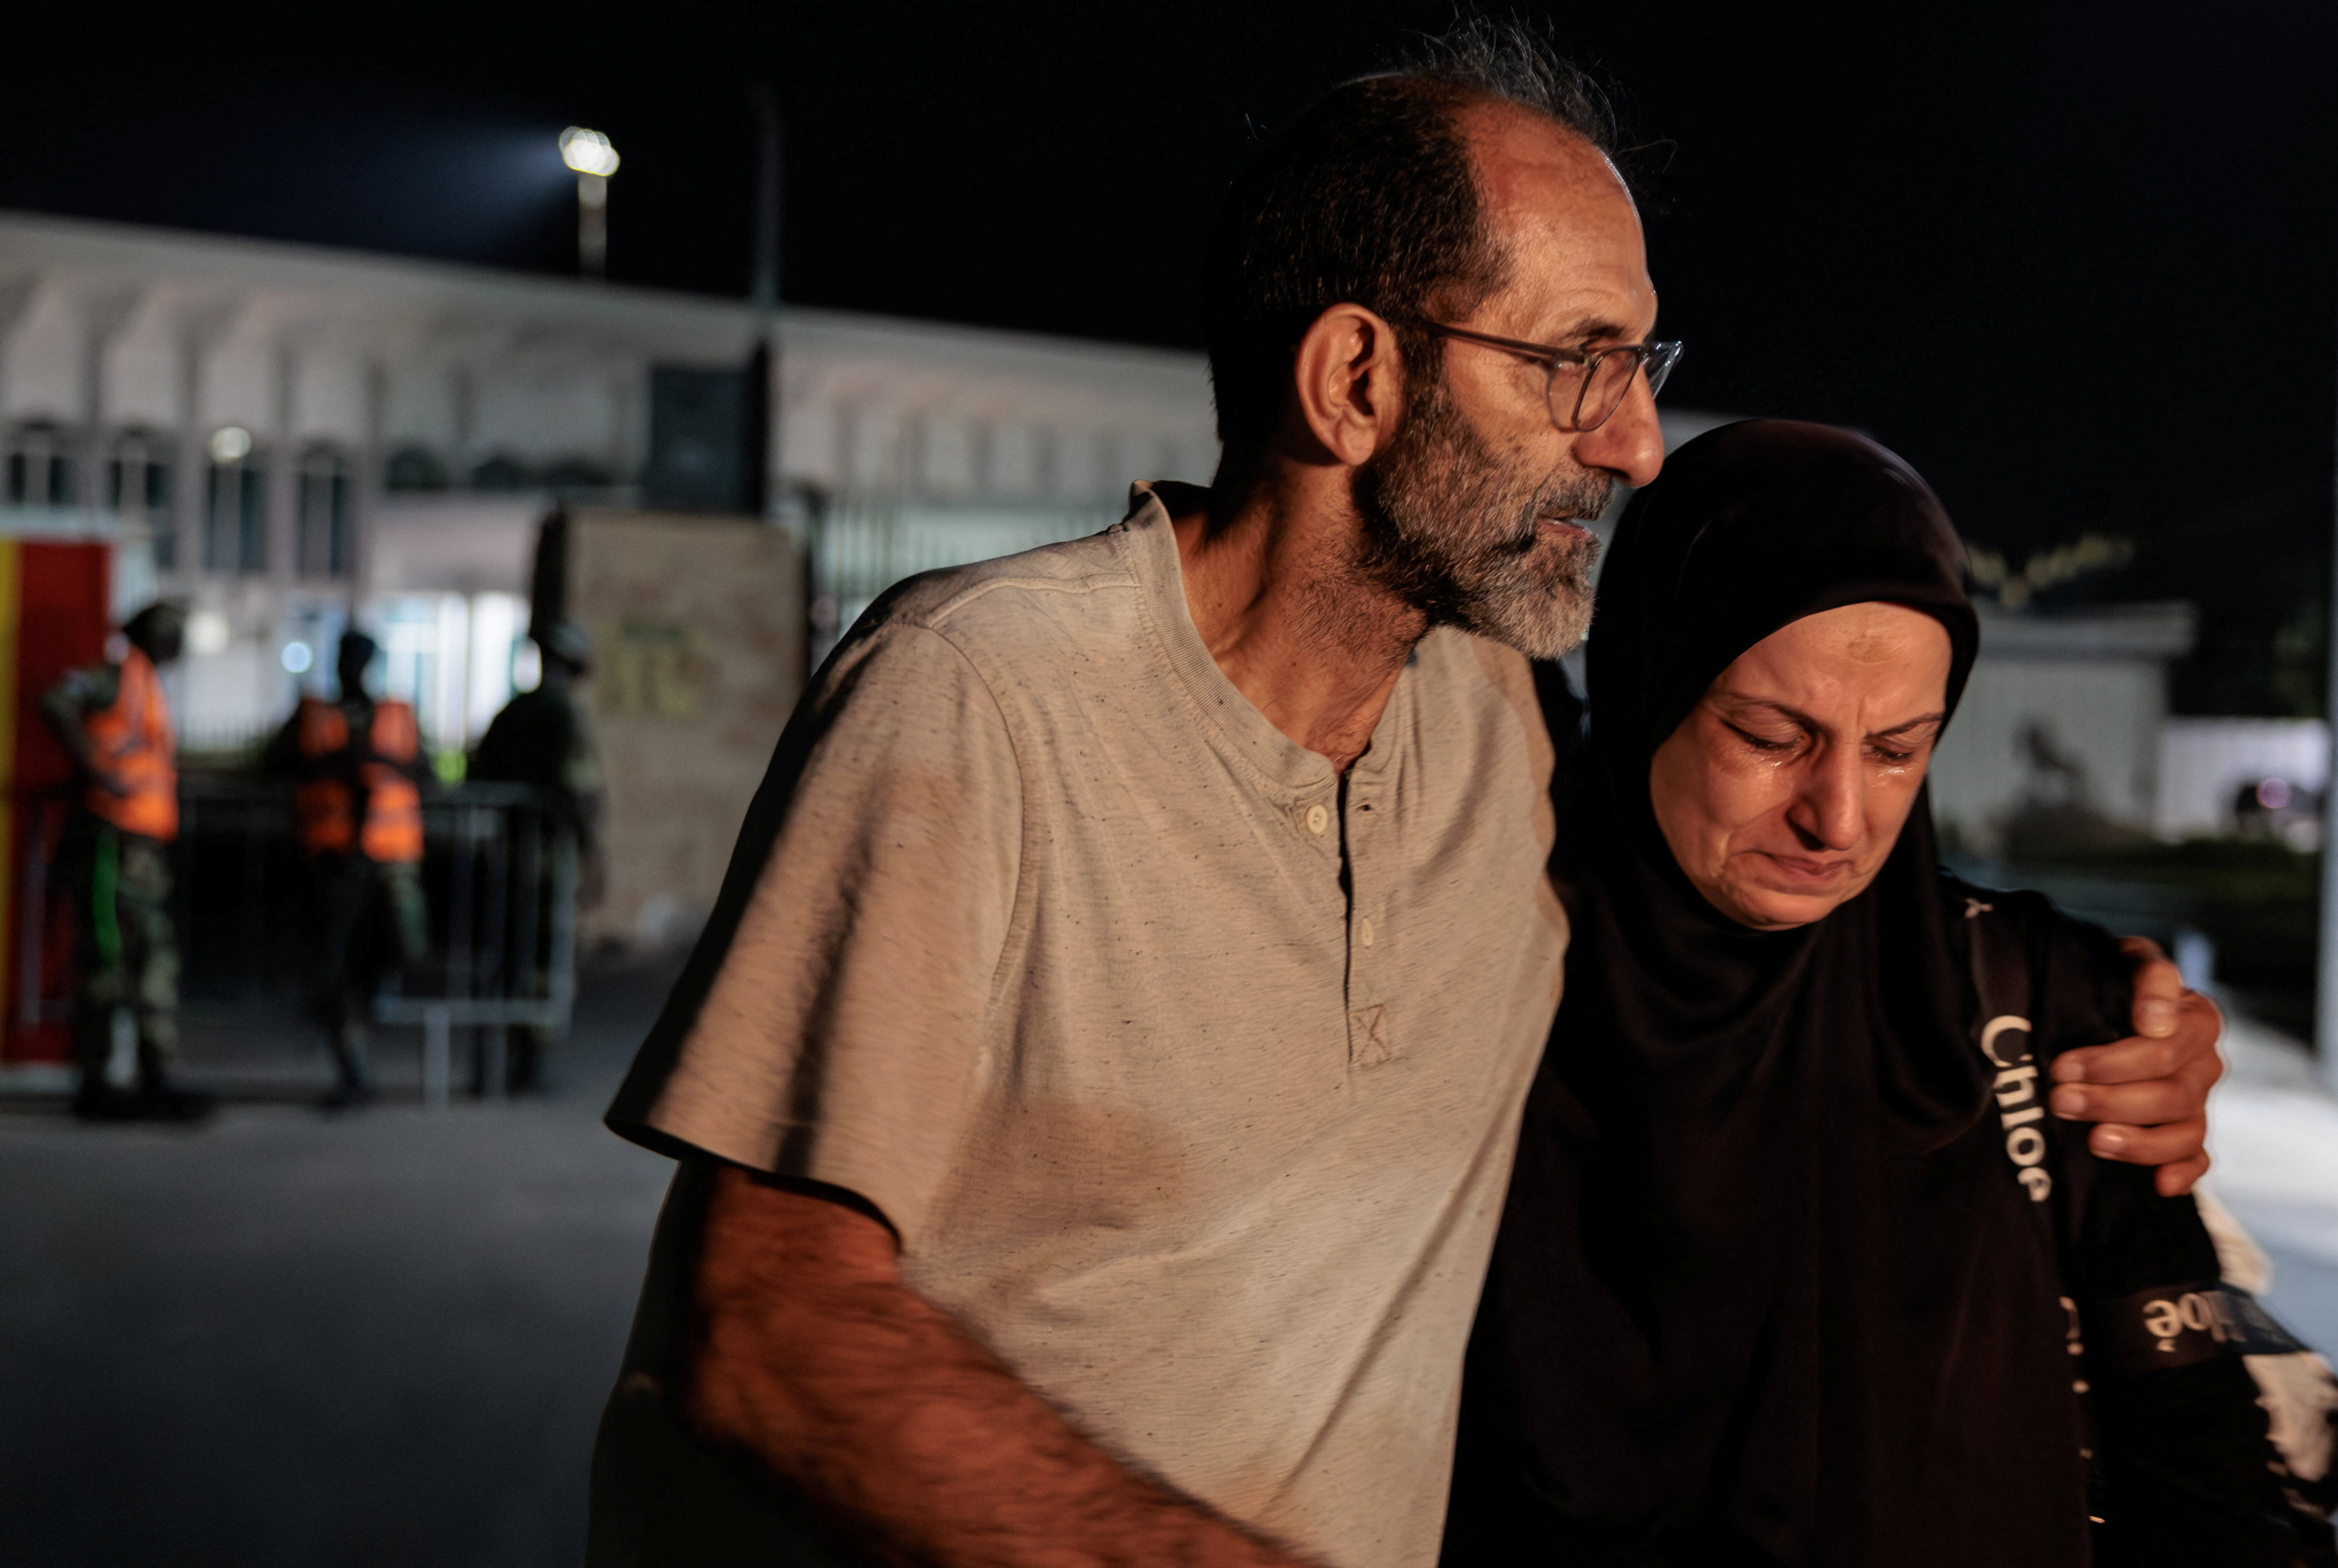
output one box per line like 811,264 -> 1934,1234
1344,788 -> 1390,1065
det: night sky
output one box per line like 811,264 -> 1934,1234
7,1 -> 2335,712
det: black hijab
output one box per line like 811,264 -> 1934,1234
1450,421 -> 2088,1567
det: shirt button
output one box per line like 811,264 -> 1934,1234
1359,918 -> 1375,946
1306,803 -> 1329,835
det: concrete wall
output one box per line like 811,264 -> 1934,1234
1932,659 -> 2166,842
1927,602 -> 2194,850
565,510 -> 805,949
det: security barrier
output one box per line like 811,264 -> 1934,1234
12,774 -> 577,1106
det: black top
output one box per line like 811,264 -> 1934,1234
1444,421 -> 2293,1567
470,682 -> 604,843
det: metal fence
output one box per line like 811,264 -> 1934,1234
14,775 -> 577,1107
809,497 -> 1118,663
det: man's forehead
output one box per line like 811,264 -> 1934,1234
1460,101 -> 1651,330
1461,102 -> 1623,204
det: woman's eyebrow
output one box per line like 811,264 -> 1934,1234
1716,696 -> 1946,740
1717,696 -> 1816,729
1870,711 -> 1947,739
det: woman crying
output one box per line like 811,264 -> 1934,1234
1442,421 -> 2332,1568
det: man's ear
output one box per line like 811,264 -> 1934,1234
1287,305 -> 1408,468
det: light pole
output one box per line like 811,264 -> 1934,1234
750,82 -> 783,519
559,127 -> 620,280
2321,391 -> 2338,1085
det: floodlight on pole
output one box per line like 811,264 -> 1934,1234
560,127 -> 619,177
560,127 -> 619,279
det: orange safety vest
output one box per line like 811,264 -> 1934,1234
292,696 -> 424,864
83,647 -> 178,842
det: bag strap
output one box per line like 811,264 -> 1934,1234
1962,894 -> 2102,1507
1960,896 -> 2061,1227
2091,1279 -> 2312,1372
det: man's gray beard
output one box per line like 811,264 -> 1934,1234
1349,380 -> 1607,659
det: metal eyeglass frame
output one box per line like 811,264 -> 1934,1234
1411,320 -> 1684,432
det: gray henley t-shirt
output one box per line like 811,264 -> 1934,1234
595,483 -> 1567,1568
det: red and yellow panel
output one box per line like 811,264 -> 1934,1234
1,539 -> 110,1065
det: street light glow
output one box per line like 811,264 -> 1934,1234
186,610 -> 231,658
559,127 -> 619,178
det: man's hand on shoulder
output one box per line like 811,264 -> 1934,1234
2049,936 -> 2222,1197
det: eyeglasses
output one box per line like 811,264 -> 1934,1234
1410,320 -> 1684,433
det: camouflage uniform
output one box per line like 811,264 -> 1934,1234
470,648 -> 602,1091
45,660 -> 187,1114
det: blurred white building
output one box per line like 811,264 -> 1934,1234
1929,602 -> 2198,850
14,208 -> 2274,850
0,209 -> 1218,756
2158,718 -> 2328,842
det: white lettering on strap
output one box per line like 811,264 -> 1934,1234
1993,1063 -> 2039,1106
2144,1291 -> 2239,1353
1983,1014 -> 2052,1200
1981,1014 -> 2034,1069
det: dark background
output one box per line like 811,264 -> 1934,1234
8,1 -> 2333,711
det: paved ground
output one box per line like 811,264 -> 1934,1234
2260,1247 -> 2338,1354
2207,1016 -> 2338,1353
0,969 -> 678,1568
4,979 -> 2335,1568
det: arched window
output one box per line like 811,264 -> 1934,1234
109,428 -> 175,566
542,455 -> 613,493
204,427 -> 267,574
469,453 -> 532,491
385,445 -> 449,492
5,422 -> 75,507
297,446 -> 351,578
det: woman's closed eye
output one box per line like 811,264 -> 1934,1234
1723,716 -> 1936,769
1865,724 -> 1942,768
1725,720 -> 1806,756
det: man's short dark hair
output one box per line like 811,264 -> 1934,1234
121,600 -> 186,662
1201,19 -> 1620,461
122,602 -> 184,645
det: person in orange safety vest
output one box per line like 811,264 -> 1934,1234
41,601 -> 212,1122
263,628 -> 430,1109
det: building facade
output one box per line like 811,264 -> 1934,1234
0,209 -> 1220,756
35,207 -> 2183,859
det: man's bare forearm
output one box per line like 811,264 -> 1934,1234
683,1167 -> 1315,1568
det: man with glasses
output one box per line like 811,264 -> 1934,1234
1413,323 -> 1683,438
590,24 -> 2218,1568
